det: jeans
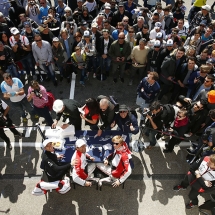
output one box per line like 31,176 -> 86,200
32,105 -> 53,126
144,127 -> 158,146
100,57 -> 111,72
20,53 -> 36,75
6,64 -> 19,78
12,96 -> 33,118
56,62 -> 64,77
87,56 -> 98,74
41,63 -> 56,82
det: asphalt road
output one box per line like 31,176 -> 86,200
1,0 -> 215,215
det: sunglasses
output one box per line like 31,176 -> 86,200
118,37 -> 125,39
119,111 -> 127,113
35,39 -> 41,42
154,46 -> 160,48
113,142 -> 120,145
129,31 -> 134,33
175,104 -> 182,108
205,80 -> 210,82
172,32 -> 177,34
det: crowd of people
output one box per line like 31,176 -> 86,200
2,0 -> 215,212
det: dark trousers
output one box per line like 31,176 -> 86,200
158,82 -> 172,100
33,105 -> 53,126
180,174 -> 200,205
169,84 -> 188,103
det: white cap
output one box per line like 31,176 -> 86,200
156,32 -> 163,38
202,5 -> 211,11
75,139 -> 87,148
154,40 -> 161,47
166,39 -> 173,46
155,22 -> 162,28
84,30 -> 90,37
10,27 -> 20,35
53,37 -> 59,42
53,99 -> 64,113
43,138 -> 55,148
105,3 -> 111,9
91,22 -> 98,28
0,12 -> 3,17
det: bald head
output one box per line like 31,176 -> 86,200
118,32 -> 125,44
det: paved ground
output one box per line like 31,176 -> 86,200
1,0 -> 215,215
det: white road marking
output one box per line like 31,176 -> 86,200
69,73 -> 76,99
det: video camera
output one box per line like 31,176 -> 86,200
33,89 -> 42,98
142,108 -> 152,117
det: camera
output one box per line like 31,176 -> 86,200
29,1 -> 35,5
33,89 -> 42,98
16,40 -> 23,49
142,109 -> 152,117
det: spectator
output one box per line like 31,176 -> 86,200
38,0 -> 50,24
61,21 -> 77,36
167,28 -> 181,47
83,0 -> 97,18
0,12 -> 15,28
206,58 -> 215,74
100,3 -> 113,23
108,32 -> 131,83
73,0 -> 84,24
0,32 -> 10,47
163,6 -> 174,35
0,42 -> 18,78
173,154 -> 215,209
133,16 -> 144,34
77,20 -> 89,36
111,22 -> 128,40
0,99 -> 23,149
173,7 -> 184,24
32,34 -> 58,86
184,30 -> 201,52
9,0 -> 25,26
72,32 -> 82,52
158,46 -> 186,101
149,22 -> 166,40
0,21 -> 11,38
188,20 -> 206,37
97,135 -> 132,187
92,13 -> 105,31
97,29 -> 114,77
176,19 -> 188,40
103,19 -> 116,36
122,16 -> 129,31
52,99 -> 82,130
135,24 -> 150,45
9,27 -> 36,80
207,40 -> 215,56
61,6 -> 73,22
78,7 -> 93,26
163,109 -> 189,153
0,0 -> 10,17
52,37 -> 68,81
27,80 -> 54,126
25,0 -> 40,24
148,12 -> 160,31
38,24 -> 55,45
123,0 -> 136,13
1,73 -> 33,122
71,139 -> 96,186
55,0 -> 67,17
90,22 -> 102,49
196,49 -> 209,67
71,46 -> 89,86
129,38 -> 149,85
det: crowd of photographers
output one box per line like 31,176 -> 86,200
2,0 -> 215,211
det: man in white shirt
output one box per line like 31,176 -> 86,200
149,22 -> 166,40
1,73 -> 34,122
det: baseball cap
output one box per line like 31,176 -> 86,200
156,32 -> 163,39
118,2 -> 124,7
84,30 -> 90,37
208,90 -> 215,103
80,20 -> 87,26
105,3 -> 111,9
75,139 -> 87,148
10,27 -> 20,35
23,21 -> 31,27
119,104 -> 128,112
166,39 -> 173,46
43,138 -> 55,148
206,58 -> 215,64
154,40 -> 161,47
202,5 -> 211,11
53,99 -> 64,113
53,37 -> 59,42
155,22 -> 162,28
91,22 -> 98,28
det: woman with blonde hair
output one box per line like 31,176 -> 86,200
52,37 -> 68,81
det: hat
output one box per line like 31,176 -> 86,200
119,104 -> 128,112
23,21 -> 31,27
43,138 -> 55,148
118,2 -> 124,7
154,40 -> 161,47
91,22 -> 98,28
53,99 -> 64,113
202,5 -> 211,11
80,20 -> 87,26
0,12 -> 3,17
206,58 -> 215,64
166,39 -> 173,46
53,37 -> 59,42
208,90 -> 215,103
200,20 -> 207,26
156,32 -> 163,39
155,22 -> 162,28
75,139 -> 87,148
10,27 -> 20,35
105,3 -> 111,9
83,30 -> 90,37
77,0 -> 82,2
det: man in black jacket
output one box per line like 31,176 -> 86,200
173,154 -> 215,209
97,29 -> 114,77
42,139 -> 72,182
52,99 -> 82,130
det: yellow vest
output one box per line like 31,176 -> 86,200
71,52 -> 86,62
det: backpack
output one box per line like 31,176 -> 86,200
46,92 -> 55,111
162,104 -> 175,125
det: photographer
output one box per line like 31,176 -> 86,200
18,13 -> 39,31
0,41 -> 19,78
0,99 -> 23,149
25,0 -> 40,24
9,27 -> 36,80
27,80 -> 53,126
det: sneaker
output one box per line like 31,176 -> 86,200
186,202 -> 197,209
173,185 -> 186,191
93,73 -> 96,78
98,179 -> 102,187
120,78 -> 124,83
34,115 -> 39,119
113,78 -> 117,83
22,117 -> 28,122
128,80 -> 133,86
